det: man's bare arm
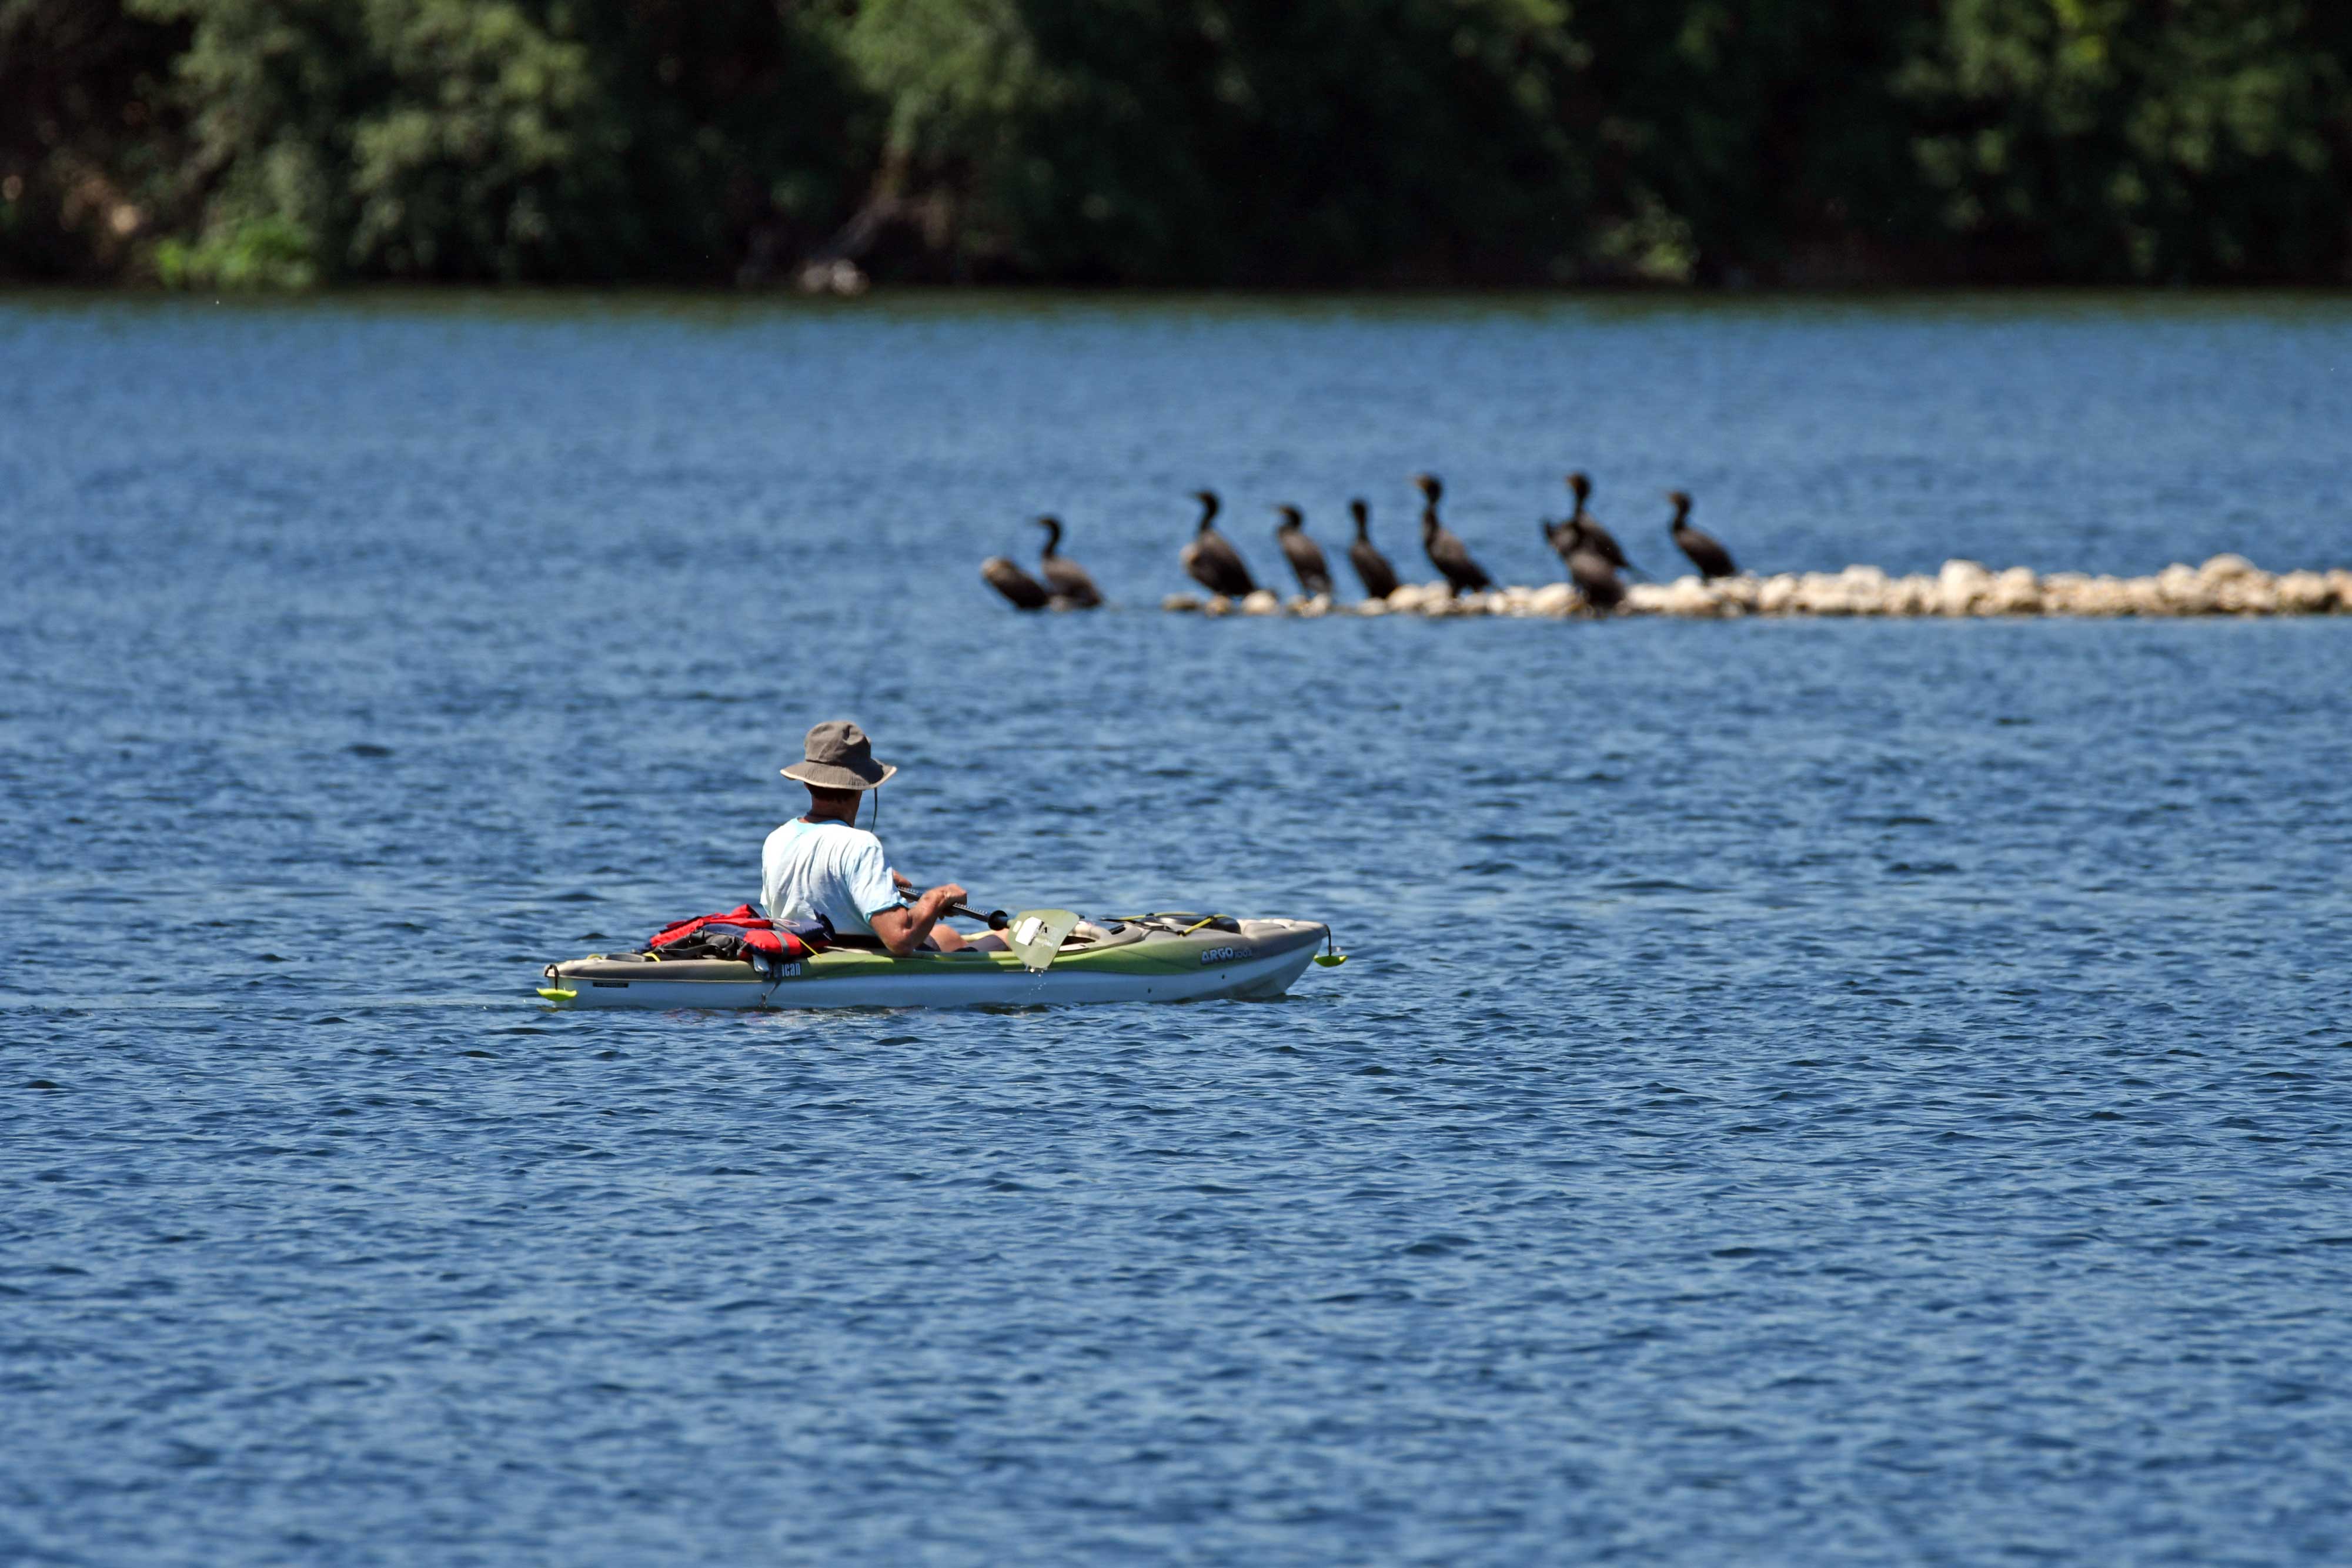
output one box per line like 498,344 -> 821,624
869,883 -> 967,956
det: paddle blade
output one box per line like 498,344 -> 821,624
1006,908 -> 1081,972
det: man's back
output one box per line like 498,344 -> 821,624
761,817 -> 897,937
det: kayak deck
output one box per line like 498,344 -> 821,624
539,915 -> 1330,1009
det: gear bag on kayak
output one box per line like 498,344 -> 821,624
644,904 -> 827,974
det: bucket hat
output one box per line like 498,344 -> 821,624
781,720 -> 897,791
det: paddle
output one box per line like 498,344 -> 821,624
936,897 -> 1070,969
1003,908 -> 1082,972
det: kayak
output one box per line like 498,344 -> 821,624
537,912 -> 1335,1010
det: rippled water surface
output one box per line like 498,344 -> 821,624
5,292 -> 2351,1564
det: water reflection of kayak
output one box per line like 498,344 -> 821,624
537,914 -> 1335,1010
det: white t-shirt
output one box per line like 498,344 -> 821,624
761,817 -> 900,937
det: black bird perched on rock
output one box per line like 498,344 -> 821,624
1180,489 -> 1255,598
1347,498 -> 1399,601
1565,529 -> 1626,614
1544,514 -> 1621,607
1272,505 -> 1332,598
981,554 -> 1051,610
1414,473 -> 1491,596
1036,515 -> 1102,607
1665,490 -> 1736,579
1566,471 -> 1640,576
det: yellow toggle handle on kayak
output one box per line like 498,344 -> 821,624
536,987 -> 577,1002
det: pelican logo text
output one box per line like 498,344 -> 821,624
1198,946 -> 1242,965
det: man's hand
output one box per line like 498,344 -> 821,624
891,870 -> 915,894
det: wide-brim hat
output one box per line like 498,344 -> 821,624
781,720 -> 897,791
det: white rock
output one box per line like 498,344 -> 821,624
1794,571 -> 1873,616
2277,570 -> 2334,613
2074,579 -> 2133,617
1983,566 -> 2042,615
2154,563 -> 2210,613
2215,577 -> 2278,614
1241,589 -> 1281,616
1886,575 -> 1937,616
1937,559 -> 1992,616
1710,575 -> 1761,612
1662,578 -> 1722,617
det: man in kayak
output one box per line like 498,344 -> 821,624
762,720 -> 1000,954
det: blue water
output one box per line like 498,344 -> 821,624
4,292 -> 2351,1564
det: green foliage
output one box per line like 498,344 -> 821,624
843,0 -> 1590,283
151,210 -> 315,286
115,0 -> 868,283
1896,0 -> 2352,281
3,0 -> 2348,286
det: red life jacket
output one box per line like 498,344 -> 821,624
645,904 -> 825,966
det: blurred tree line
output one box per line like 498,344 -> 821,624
4,0 -> 2347,288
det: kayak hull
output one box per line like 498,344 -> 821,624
540,917 -> 1328,1010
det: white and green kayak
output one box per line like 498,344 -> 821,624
538,912 -> 1337,1010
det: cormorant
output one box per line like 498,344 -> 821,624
1347,499 -> 1399,601
1036,515 -> 1102,607
1414,473 -> 1491,596
1566,472 -> 1640,575
1566,534 -> 1626,613
1180,489 -> 1255,598
1273,505 -> 1332,598
1665,490 -> 1737,579
981,555 -> 1051,610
